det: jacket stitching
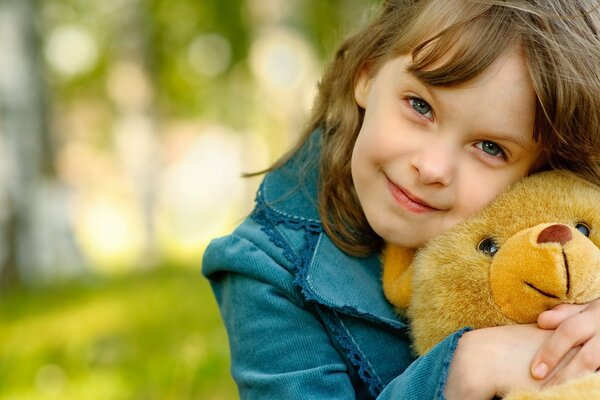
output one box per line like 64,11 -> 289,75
259,181 -> 322,225
319,308 -> 384,397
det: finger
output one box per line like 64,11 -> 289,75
543,337 -> 600,387
531,312 -> 595,379
541,346 -> 579,385
537,303 -> 586,330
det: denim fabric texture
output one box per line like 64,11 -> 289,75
202,131 -> 469,399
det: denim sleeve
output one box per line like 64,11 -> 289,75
377,328 -> 471,400
203,233 -> 468,399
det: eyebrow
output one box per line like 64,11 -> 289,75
483,132 -> 531,150
406,69 -> 438,102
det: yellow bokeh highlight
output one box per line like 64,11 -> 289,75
75,195 -> 146,274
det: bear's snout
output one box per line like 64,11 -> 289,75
537,224 -> 572,245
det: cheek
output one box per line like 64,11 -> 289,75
351,131 -> 367,173
351,129 -> 377,190
352,126 -> 383,167
457,179 -> 513,219
459,163 -> 533,219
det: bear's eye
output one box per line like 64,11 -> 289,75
477,238 -> 498,256
575,222 -> 591,237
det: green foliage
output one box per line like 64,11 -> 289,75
41,0 -> 380,123
0,268 -> 237,399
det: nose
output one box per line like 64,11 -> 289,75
537,224 -> 572,245
410,140 -> 456,186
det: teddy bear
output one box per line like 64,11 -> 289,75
382,170 -> 600,399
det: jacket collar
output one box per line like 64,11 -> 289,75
259,130 -> 404,328
303,233 -> 406,329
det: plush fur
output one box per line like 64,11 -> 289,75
382,170 -> 600,399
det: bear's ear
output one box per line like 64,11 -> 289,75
382,245 -> 415,309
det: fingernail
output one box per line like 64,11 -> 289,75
533,362 -> 548,379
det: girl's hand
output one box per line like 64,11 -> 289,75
446,324 -> 553,399
531,299 -> 600,387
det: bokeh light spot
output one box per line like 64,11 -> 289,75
188,33 -> 232,77
45,25 -> 99,77
35,364 -> 68,396
250,28 -> 315,90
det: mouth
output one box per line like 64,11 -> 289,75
386,177 -> 440,213
525,282 -> 560,299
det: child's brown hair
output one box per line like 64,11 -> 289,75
269,0 -> 600,256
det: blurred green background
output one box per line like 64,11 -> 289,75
0,0 -> 376,398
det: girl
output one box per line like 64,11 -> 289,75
203,0 -> 600,398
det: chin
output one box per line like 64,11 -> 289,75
380,231 -> 428,249
369,216 -> 430,248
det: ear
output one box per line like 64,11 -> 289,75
354,69 -> 372,108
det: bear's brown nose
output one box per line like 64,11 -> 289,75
537,224 -> 572,245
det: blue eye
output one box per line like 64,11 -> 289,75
476,141 -> 505,158
576,223 -> 591,237
408,97 -> 432,118
478,237 -> 498,256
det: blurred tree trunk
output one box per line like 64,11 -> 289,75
113,0 -> 160,267
0,0 -> 55,287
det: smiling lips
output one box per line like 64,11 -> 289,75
386,178 -> 440,213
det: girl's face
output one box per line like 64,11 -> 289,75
351,47 -> 540,248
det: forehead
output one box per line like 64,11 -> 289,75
442,46 -> 535,132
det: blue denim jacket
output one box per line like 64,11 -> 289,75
202,132 -> 468,399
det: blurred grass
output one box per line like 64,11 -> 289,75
0,266 -> 237,399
